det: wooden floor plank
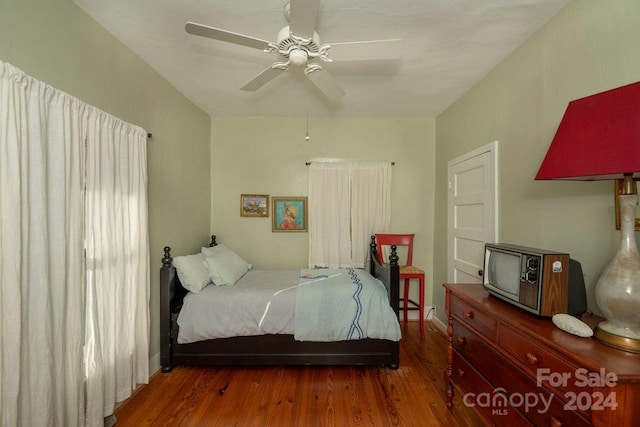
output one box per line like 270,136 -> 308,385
115,321 -> 484,426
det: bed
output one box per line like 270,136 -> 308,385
160,235 -> 401,372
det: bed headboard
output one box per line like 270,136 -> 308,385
160,235 -> 217,369
161,235 -> 217,312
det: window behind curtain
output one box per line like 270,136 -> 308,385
308,161 -> 391,268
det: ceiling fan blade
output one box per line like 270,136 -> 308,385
325,39 -> 403,62
185,22 -> 273,51
240,65 -> 286,91
306,68 -> 345,101
289,0 -> 320,40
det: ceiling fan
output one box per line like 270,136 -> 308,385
185,0 -> 402,102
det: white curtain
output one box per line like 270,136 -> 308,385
350,162 -> 392,267
1,61 -> 85,427
83,111 -> 149,425
308,162 -> 352,267
0,60 -> 149,427
308,161 -> 391,268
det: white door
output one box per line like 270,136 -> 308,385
447,141 -> 498,283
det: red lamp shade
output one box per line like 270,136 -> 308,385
536,81 -> 640,181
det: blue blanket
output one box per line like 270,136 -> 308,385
294,268 -> 401,342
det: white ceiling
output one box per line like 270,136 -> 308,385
73,0 -> 569,118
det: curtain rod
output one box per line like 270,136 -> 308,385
147,133 -> 153,139
305,161 -> 395,166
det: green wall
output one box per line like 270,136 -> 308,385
211,116 -> 437,307
434,0 -> 640,323
0,0 -> 212,369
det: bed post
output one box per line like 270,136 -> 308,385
369,235 -> 378,276
210,235 -> 217,247
388,245 -> 400,319
371,237 -> 400,369
370,235 -> 400,319
160,246 -> 174,373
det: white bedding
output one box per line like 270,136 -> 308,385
177,270 -> 299,343
295,268 -> 402,342
176,268 -> 401,344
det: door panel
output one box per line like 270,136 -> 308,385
447,142 -> 497,284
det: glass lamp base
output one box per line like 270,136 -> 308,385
594,190 -> 640,354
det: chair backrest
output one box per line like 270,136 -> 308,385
375,233 -> 415,266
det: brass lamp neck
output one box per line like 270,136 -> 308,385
622,174 -> 637,195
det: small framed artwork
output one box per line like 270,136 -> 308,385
272,197 -> 308,232
240,194 -> 269,217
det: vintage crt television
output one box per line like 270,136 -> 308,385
483,243 -> 587,316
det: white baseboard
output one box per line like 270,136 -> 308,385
404,305 -> 436,320
431,311 -> 447,334
149,351 -> 160,377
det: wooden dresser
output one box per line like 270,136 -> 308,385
444,283 -> 640,426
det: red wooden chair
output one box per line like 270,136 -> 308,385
375,233 -> 426,338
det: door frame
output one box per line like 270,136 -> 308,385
447,141 -> 499,283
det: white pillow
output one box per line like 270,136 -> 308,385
201,244 -> 252,286
172,252 -> 211,294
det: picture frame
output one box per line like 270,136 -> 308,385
614,179 -> 640,231
240,194 -> 269,217
272,197 -> 308,232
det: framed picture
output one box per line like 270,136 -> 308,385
240,194 -> 269,217
272,197 -> 308,232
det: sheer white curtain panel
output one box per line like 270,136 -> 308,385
350,162 -> 392,267
308,161 -> 391,268
308,162 -> 352,268
84,112 -> 149,426
0,60 -> 149,427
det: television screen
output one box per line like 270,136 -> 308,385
486,249 -> 520,296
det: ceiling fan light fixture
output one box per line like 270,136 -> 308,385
289,49 -> 308,66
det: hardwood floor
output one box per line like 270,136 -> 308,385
114,321 -> 483,426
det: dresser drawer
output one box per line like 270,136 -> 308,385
454,320 -> 591,426
452,351 -> 531,426
452,319 -> 495,373
499,324 -> 588,402
450,294 -> 497,341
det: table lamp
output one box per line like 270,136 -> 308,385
536,81 -> 640,353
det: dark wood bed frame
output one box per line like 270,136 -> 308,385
160,235 -> 400,372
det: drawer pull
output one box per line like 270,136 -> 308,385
463,310 -> 474,319
456,336 -> 467,345
549,416 -> 563,427
526,352 -> 539,365
457,368 -> 465,378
